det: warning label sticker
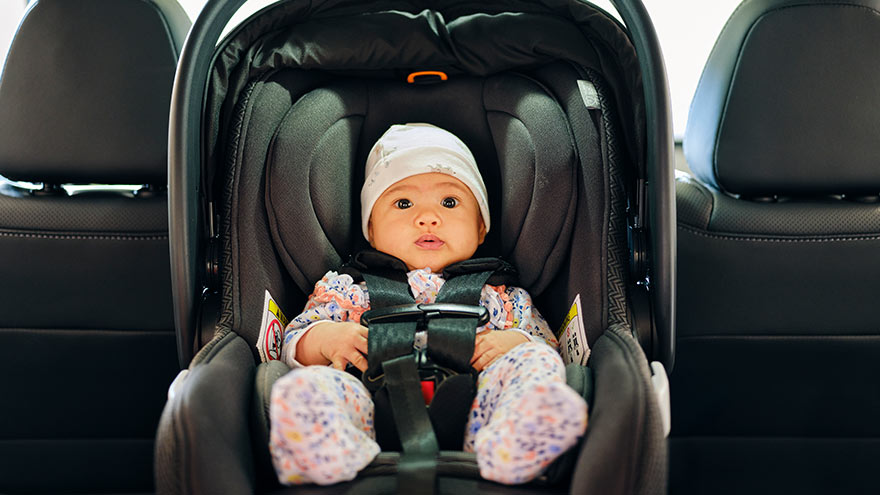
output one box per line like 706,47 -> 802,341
555,294 -> 591,366
256,290 -> 288,363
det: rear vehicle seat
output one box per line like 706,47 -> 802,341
672,0 -> 880,493
0,0 -> 189,492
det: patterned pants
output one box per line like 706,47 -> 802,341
269,342 -> 588,485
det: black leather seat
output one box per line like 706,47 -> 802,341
672,1 -> 880,493
0,0 -> 189,492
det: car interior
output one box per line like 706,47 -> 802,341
671,0 -> 880,493
0,0 -> 876,494
0,0 -> 189,493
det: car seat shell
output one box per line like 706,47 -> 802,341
158,1 -> 674,493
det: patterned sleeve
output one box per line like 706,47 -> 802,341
280,271 -> 369,367
481,285 -> 559,349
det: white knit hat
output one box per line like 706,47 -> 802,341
361,123 -> 490,240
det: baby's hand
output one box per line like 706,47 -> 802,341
470,330 -> 530,372
295,321 -> 369,372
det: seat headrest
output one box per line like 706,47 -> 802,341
0,0 -> 190,184
684,0 -> 880,196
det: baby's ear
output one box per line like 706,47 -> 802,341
477,219 -> 487,245
367,221 -> 376,246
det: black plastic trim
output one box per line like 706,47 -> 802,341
169,0 -> 251,368
611,0 -> 676,371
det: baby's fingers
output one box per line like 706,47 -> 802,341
348,351 -> 368,372
329,356 -> 348,371
470,336 -> 491,364
354,336 -> 368,355
471,347 -> 493,372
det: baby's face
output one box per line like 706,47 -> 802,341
368,172 -> 486,272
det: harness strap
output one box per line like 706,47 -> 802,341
362,271 -> 416,388
355,254 -> 505,493
384,354 -> 439,494
427,270 -> 494,371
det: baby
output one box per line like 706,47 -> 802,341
269,123 -> 588,485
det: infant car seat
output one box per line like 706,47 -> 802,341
156,1 -> 675,494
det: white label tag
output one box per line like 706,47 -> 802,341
577,80 -> 600,110
555,294 -> 591,365
256,290 -> 288,363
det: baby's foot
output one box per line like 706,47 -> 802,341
473,381 -> 588,484
269,369 -> 380,485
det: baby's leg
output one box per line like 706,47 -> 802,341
465,342 -> 588,484
269,366 -> 379,485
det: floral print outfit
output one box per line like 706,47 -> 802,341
270,268 -> 588,485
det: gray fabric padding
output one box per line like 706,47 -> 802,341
685,0 -> 880,195
524,64 -> 614,345
265,80 -> 367,289
156,331 -> 257,495
0,0 -> 189,183
572,325 -> 667,495
263,73 -> 577,298
483,73 -> 578,293
221,64 -> 621,353
221,71 -> 318,338
252,360 -> 291,488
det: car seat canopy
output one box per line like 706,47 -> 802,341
205,0 -> 645,184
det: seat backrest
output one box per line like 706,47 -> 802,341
0,0 -> 189,492
674,1 -> 880,493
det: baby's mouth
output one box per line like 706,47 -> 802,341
415,234 -> 444,250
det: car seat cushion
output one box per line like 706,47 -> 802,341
264,74 -> 577,296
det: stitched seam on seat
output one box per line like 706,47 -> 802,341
0,231 -> 167,241
678,224 -> 880,242
679,334 -> 880,341
672,435 -> 880,441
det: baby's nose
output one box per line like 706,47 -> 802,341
416,209 -> 440,226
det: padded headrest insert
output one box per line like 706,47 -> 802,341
684,1 -> 880,196
265,74 -> 576,294
0,0 -> 190,184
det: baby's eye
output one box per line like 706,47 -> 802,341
441,197 -> 458,208
396,198 -> 412,209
